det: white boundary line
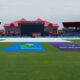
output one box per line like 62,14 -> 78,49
0,38 -> 73,42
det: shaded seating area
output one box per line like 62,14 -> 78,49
19,21 -> 44,37
63,22 -> 80,36
3,18 -> 59,37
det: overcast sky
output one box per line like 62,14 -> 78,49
0,0 -> 80,29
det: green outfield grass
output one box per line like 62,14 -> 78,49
68,39 -> 80,44
0,42 -> 80,80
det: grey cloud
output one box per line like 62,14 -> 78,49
0,0 -> 80,29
